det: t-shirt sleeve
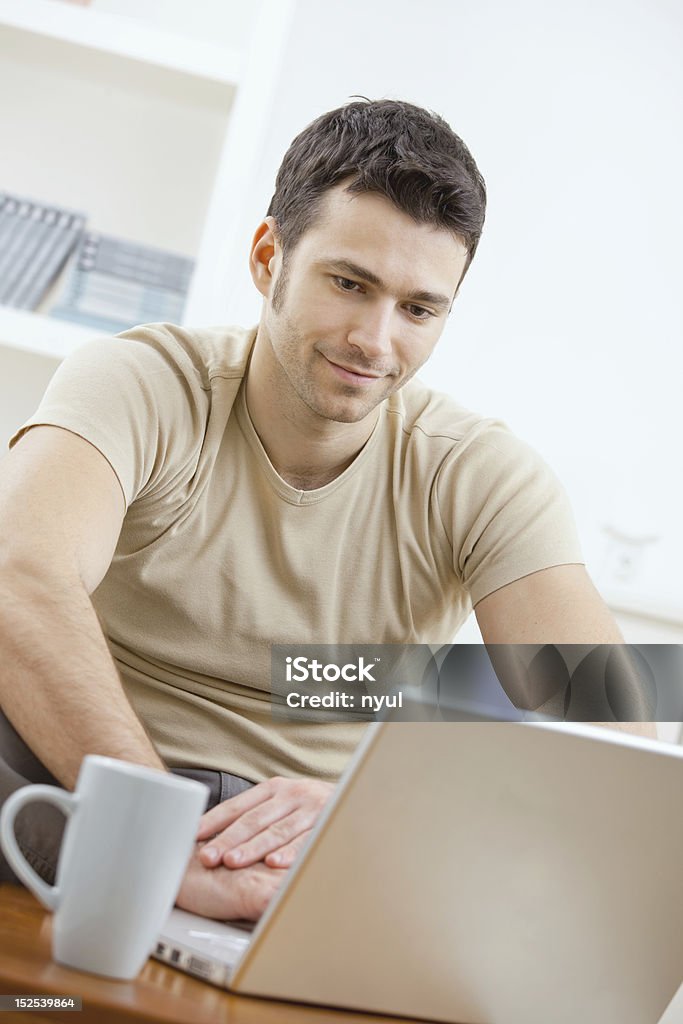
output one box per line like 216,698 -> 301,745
435,424 -> 584,606
8,325 -> 210,510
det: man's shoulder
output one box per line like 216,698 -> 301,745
384,378 -> 551,492
113,322 -> 257,387
387,375 -> 504,450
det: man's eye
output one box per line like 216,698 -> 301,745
334,276 -> 361,292
407,305 -> 434,320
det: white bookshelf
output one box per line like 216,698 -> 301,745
0,306 -> 92,361
0,0 -> 294,370
0,0 -> 242,85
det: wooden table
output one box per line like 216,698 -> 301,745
0,885 -> 420,1024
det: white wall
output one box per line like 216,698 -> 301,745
212,0 -> 683,625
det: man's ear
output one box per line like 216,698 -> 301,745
249,216 -> 281,298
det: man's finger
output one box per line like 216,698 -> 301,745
199,796 -> 297,866
195,781 -> 272,839
264,829 -> 313,869
221,809 -> 313,868
177,844 -> 287,921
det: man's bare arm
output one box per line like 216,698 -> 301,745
0,424 -> 294,920
0,425 -> 165,789
474,564 -> 657,739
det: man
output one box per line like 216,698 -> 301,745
0,99 -> 635,920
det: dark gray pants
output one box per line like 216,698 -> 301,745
0,711 -> 253,887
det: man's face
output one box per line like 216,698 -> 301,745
260,184 -> 469,424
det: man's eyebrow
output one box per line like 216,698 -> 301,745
318,258 -> 452,312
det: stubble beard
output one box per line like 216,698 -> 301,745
268,263 -> 398,425
274,321 -> 388,424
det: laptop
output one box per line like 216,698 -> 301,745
154,719 -> 683,1024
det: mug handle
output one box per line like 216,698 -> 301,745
0,784 -> 79,911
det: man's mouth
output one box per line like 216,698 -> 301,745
322,355 -> 386,385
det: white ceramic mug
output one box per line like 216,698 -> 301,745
0,755 -> 208,979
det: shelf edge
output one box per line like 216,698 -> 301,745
0,306 -> 96,361
0,0 -> 242,86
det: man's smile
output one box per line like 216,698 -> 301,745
320,353 -> 390,386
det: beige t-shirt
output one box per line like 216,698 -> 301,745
11,322 -> 582,781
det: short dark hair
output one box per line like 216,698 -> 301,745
267,98 -> 487,282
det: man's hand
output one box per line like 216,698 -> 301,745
176,842 -> 288,921
196,777 -> 335,870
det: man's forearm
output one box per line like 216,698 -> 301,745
0,562 -> 165,789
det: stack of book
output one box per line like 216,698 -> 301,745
0,191 -> 86,311
0,188 -> 196,332
50,232 -> 196,334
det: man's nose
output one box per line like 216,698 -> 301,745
346,303 -> 394,359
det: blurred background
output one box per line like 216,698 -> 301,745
0,0 -> 681,650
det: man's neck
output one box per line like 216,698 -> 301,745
245,329 -> 379,491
